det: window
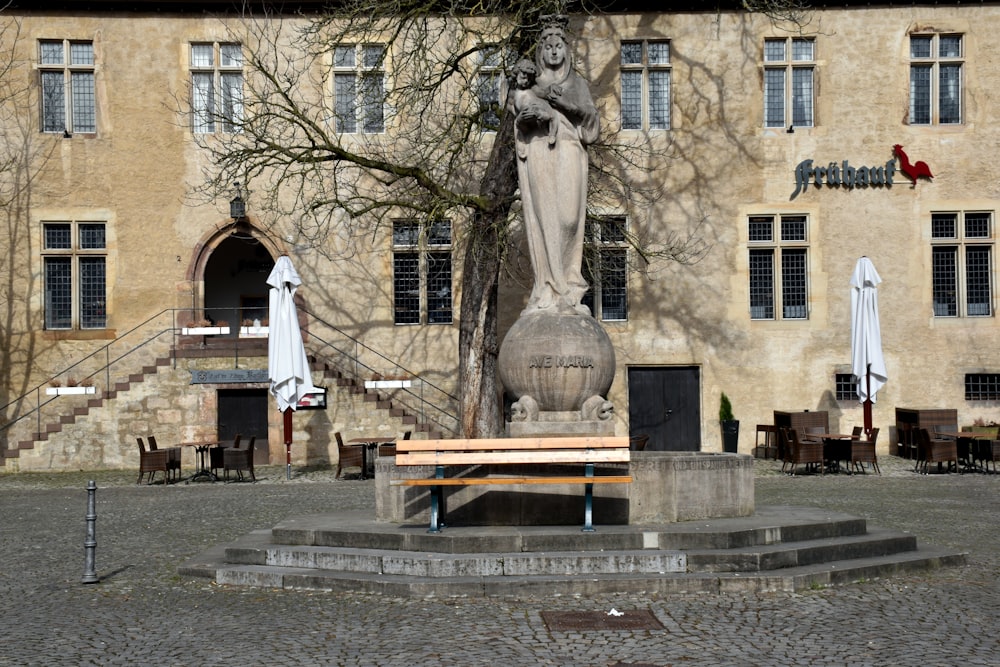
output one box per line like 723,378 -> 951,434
392,220 -> 452,325
191,43 -> 243,134
43,221 -> 106,330
620,40 -> 670,131
835,373 -> 856,401
931,211 -> 993,317
764,37 -> 814,129
910,34 -> 962,125
748,214 -> 809,320
966,373 -> 1000,400
476,46 -> 506,131
40,40 -> 95,134
582,216 -> 628,321
333,44 -> 385,134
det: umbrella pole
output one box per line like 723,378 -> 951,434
283,408 -> 293,480
863,366 -> 873,437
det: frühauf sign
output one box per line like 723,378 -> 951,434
791,158 -> 897,200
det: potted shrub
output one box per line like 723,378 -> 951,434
720,392 -> 739,453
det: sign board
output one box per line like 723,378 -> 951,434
296,387 -> 327,410
190,369 -> 268,384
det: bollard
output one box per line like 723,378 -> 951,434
81,480 -> 98,584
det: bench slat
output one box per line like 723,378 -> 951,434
396,449 -> 630,466
396,436 -> 629,453
392,475 -> 633,487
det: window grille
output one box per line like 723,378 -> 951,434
764,37 -> 814,129
835,373 -> 856,401
748,214 -> 809,320
392,220 -> 452,325
582,216 -> 629,321
966,374 -> 1000,400
620,40 -> 670,131
40,40 -> 95,134
910,34 -> 963,125
931,211 -> 993,317
42,221 -> 106,330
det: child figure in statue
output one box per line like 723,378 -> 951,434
511,58 -> 556,159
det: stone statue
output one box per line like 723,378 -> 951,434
514,18 -> 600,316
499,18 -> 615,433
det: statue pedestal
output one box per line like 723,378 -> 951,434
506,415 -> 614,437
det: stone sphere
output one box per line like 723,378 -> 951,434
498,310 -> 616,412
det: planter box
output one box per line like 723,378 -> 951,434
364,380 -> 412,389
239,326 -> 269,338
46,386 -> 96,396
181,327 -> 230,336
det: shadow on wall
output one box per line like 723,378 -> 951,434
304,410 -> 334,465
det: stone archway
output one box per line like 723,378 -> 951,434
182,221 -> 283,333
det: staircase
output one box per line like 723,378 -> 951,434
2,336 -> 450,468
178,505 -> 967,596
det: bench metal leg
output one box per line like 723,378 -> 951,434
582,463 -> 596,532
428,465 -> 445,533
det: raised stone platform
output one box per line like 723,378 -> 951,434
179,506 -> 967,597
375,451 -> 754,526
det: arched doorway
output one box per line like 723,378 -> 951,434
203,234 -> 276,334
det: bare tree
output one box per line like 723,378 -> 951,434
193,0 -> 807,437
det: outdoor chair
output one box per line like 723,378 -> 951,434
851,426 -> 863,439
335,432 -> 364,479
754,425 -> 778,459
147,435 -> 181,483
136,437 -> 170,485
849,427 -> 880,474
629,433 -> 650,452
379,430 -> 410,458
783,428 -> 824,475
211,435 -> 240,478
917,428 -> 958,474
978,440 -> 1000,473
223,436 -> 256,482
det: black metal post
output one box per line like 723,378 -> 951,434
81,480 -> 98,584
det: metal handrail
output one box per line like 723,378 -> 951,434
1,307 -> 460,442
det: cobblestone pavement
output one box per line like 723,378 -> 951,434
1,455 -> 998,666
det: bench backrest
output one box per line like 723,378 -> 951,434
396,436 -> 630,467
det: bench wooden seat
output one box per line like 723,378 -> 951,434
391,436 -> 631,533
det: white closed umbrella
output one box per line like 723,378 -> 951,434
267,256 -> 317,478
850,257 -> 888,436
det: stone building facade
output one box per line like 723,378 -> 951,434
3,0 -> 1000,471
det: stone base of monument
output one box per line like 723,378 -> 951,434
506,414 -> 615,437
374,451 -> 754,526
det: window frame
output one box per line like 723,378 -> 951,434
619,39 -> 671,132
42,221 -> 107,330
763,37 -> 815,129
909,33 -> 963,126
931,211 -> 994,318
190,42 -> 244,134
392,220 -> 453,325
582,216 -> 629,322
332,43 -> 386,135
748,214 -> 810,321
476,45 -> 509,132
39,39 -> 96,135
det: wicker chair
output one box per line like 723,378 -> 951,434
147,435 -> 181,483
628,433 -> 650,452
210,435 -> 240,478
849,427 -> 880,474
978,440 -> 1000,473
754,425 -> 778,459
136,437 -> 170,485
223,436 -> 256,482
379,430 -> 410,458
917,428 -> 958,474
335,431 -> 364,479
783,428 -> 824,475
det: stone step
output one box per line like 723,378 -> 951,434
178,507 -> 968,596
201,546 -> 966,597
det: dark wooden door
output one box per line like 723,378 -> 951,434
217,389 -> 269,464
627,366 -> 701,451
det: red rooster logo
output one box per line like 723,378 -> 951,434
893,144 -> 933,185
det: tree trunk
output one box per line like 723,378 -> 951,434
458,115 -> 517,438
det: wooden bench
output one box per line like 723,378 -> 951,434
391,436 -> 632,533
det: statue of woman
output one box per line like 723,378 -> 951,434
514,19 -> 600,315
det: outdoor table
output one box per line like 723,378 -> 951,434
347,437 -> 396,480
180,442 -> 219,482
932,431 -> 993,472
802,433 -> 855,473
